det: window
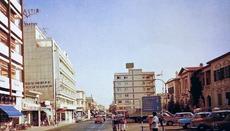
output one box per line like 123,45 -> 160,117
125,82 -> 128,85
118,100 -> 122,103
116,76 -> 120,79
125,94 -> 129,97
218,94 -> 222,106
142,81 -> 145,85
214,66 -> 230,81
226,92 -> 230,105
124,76 -> 128,79
224,66 -> 230,78
168,87 -> 174,94
205,70 -> 211,85
0,60 -> 8,77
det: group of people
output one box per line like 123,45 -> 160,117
112,114 -> 127,131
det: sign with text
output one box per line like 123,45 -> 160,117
142,96 -> 161,112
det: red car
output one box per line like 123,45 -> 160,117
191,112 -> 211,129
161,111 -> 175,126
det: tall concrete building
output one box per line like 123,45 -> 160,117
113,63 -> 155,111
0,0 -> 24,124
24,24 -> 77,123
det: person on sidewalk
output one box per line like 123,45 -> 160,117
151,112 -> 159,131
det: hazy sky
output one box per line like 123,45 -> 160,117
24,0 -> 230,107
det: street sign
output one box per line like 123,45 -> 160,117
142,96 -> 161,112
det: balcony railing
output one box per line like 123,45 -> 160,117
0,75 -> 9,89
57,103 -> 76,110
12,79 -> 23,92
0,41 -> 9,57
10,0 -> 21,14
11,50 -> 22,64
0,11 -> 8,27
10,21 -> 22,39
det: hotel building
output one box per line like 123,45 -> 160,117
0,0 -> 24,124
113,64 -> 155,112
24,24 -> 77,123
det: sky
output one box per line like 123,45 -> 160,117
24,0 -> 230,107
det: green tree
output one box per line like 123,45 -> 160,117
190,71 -> 203,108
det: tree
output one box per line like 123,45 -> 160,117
190,71 -> 204,108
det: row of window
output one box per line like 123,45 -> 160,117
0,59 -> 22,81
115,75 -> 152,80
116,87 -> 151,92
201,65 -> 230,86
214,65 -> 230,81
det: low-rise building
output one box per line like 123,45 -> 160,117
166,76 -> 181,103
201,52 -> 230,109
178,66 -> 202,106
21,90 -> 42,126
76,90 -> 86,117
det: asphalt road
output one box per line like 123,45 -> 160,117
47,120 -> 113,131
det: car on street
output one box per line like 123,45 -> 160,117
196,110 -> 230,130
214,114 -> 230,131
94,115 -> 104,124
174,112 -> 194,129
161,111 -> 175,126
190,112 -> 211,129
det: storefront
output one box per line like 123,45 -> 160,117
22,101 -> 41,126
0,105 -> 22,130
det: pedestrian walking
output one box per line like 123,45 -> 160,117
151,112 -> 159,131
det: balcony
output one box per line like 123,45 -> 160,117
10,0 -> 21,14
0,11 -> 8,27
11,50 -> 22,64
57,103 -> 76,110
12,79 -> 23,92
0,75 -> 9,89
0,41 -> 9,57
10,21 -> 22,39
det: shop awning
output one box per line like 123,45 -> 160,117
41,108 -> 52,116
0,105 -> 22,117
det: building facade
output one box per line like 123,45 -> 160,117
178,67 -> 201,106
113,65 -> 155,112
24,24 -> 77,123
201,52 -> 230,109
22,90 -> 41,126
166,77 -> 181,104
76,90 -> 86,117
0,0 -> 24,125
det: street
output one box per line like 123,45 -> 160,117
46,120 -> 195,131
47,120 -> 113,131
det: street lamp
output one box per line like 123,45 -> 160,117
153,78 -> 167,131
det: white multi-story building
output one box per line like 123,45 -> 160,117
0,0 -> 24,124
113,64 -> 155,111
24,24 -> 77,123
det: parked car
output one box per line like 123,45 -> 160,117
160,111 -> 175,126
190,112 -> 211,128
196,110 -> 230,130
214,114 -> 230,131
95,115 -> 104,124
174,112 -> 194,129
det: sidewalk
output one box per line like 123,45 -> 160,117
23,122 -> 74,131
